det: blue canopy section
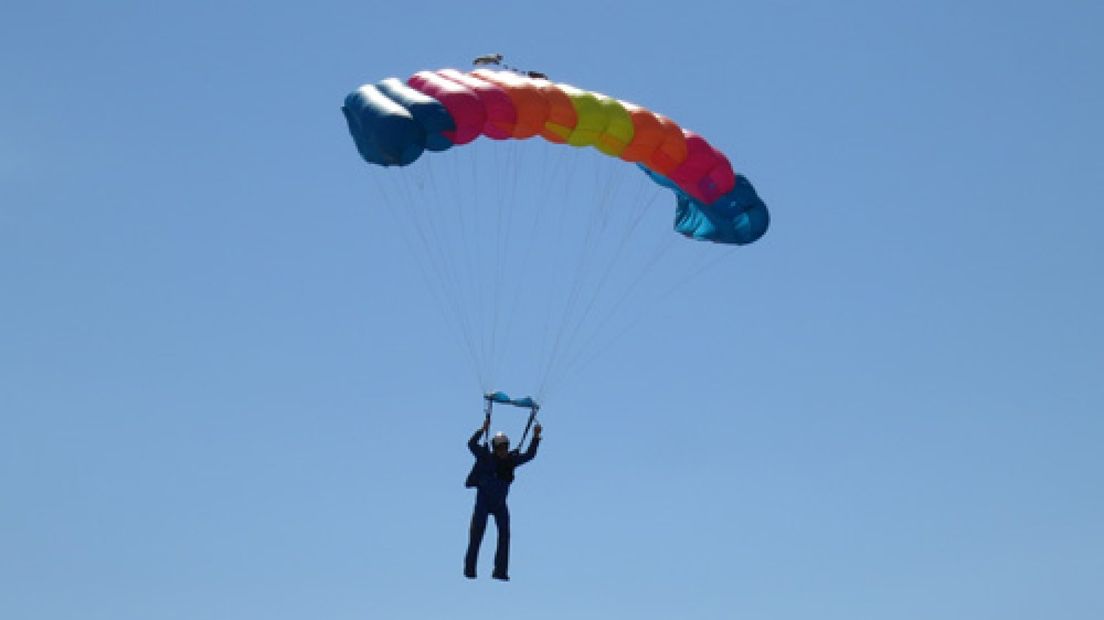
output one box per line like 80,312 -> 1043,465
341,81 -> 455,167
485,391 -> 539,409
375,78 -> 455,153
342,84 -> 425,166
640,167 -> 770,245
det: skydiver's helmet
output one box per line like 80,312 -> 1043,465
491,432 -> 510,450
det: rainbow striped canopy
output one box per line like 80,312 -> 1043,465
342,68 -> 769,245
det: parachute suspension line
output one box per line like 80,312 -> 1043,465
543,152 -> 640,390
372,170 -> 486,389
474,144 -> 499,388
394,169 -> 490,387
650,244 -> 740,310
420,154 -> 489,378
483,141 -> 508,387
509,143 -> 566,395
481,141 -> 501,388
536,164 -> 620,396
562,242 -> 738,386
465,143 -> 498,388
438,144 -> 504,391
539,175 -> 658,393
535,153 -> 623,398
534,148 -> 582,394
443,146 -> 493,390
539,179 -> 680,399
536,191 -> 601,393
489,141 -> 528,386
499,144 -> 553,322
402,168 -> 486,378
461,141 -> 518,392
449,139 -> 523,391
541,244 -> 659,395
516,404 -> 539,451
487,140 -> 520,387
536,157 -> 615,398
443,144 -> 477,314
376,137 -> 721,402
551,182 -> 664,364
550,234 -> 680,391
536,190 -> 657,394
400,140 -> 557,394
487,143 -> 502,384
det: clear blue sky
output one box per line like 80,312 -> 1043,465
3,1 -> 1102,618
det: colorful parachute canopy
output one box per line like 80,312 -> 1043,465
341,69 -> 769,245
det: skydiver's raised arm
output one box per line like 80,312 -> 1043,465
468,429 -> 484,456
515,424 -> 542,466
468,416 -> 490,456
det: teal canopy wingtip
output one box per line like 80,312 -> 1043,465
484,391 -> 539,409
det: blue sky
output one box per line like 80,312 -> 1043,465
3,1 -> 1102,618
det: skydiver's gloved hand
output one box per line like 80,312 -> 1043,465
533,423 -> 542,439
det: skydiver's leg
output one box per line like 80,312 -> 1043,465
464,502 -> 489,578
491,503 -> 511,580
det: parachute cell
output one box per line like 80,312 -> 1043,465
471,69 -> 548,139
437,69 -> 517,140
407,71 -> 485,145
341,84 -> 424,166
375,78 -> 455,153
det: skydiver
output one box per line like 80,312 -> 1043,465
463,417 -> 542,581
472,53 -> 504,66
526,70 -> 548,80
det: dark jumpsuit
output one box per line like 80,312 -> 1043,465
464,429 -> 540,578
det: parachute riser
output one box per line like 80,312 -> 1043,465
483,391 -> 540,450
517,405 -> 539,450
482,397 -> 493,446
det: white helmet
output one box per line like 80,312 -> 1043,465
491,432 -> 510,448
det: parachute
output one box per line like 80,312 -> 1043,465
342,68 -> 769,246
342,67 -> 770,402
